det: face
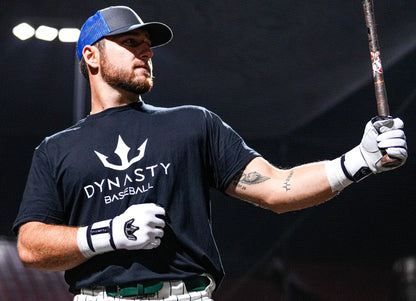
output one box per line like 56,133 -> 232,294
99,29 -> 154,95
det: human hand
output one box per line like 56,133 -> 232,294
343,117 -> 407,181
112,203 -> 166,250
77,203 -> 166,258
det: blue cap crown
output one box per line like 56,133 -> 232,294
76,6 -> 173,60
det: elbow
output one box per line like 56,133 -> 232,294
16,222 -> 45,269
17,241 -> 41,269
16,231 -> 46,270
17,244 -> 58,271
17,246 -> 36,269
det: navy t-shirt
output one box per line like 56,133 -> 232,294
13,101 -> 260,293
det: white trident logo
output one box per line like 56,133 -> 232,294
94,135 -> 148,171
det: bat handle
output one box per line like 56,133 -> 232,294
372,116 -> 403,168
362,0 -> 390,117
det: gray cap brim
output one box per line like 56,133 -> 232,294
105,22 -> 173,48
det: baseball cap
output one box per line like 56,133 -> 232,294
76,6 -> 173,60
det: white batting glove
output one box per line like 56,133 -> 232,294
77,203 -> 166,258
326,117 -> 407,192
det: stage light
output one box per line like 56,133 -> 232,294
59,28 -> 80,43
35,25 -> 58,41
13,23 -> 80,43
12,23 -> 35,40
13,21 -> 85,122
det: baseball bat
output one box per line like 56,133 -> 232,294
361,0 -> 401,167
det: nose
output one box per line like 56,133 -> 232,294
139,44 -> 153,61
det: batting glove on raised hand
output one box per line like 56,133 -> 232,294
325,117 -> 407,192
77,203 -> 165,258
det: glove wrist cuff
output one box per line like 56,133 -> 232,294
325,157 -> 353,192
77,219 -> 115,258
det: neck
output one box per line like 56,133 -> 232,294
89,80 -> 142,115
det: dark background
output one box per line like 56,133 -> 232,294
0,1 -> 415,300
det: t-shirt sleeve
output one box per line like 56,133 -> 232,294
203,109 -> 261,191
12,143 -> 64,234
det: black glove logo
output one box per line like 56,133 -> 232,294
124,218 -> 140,241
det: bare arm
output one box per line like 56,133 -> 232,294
226,118 -> 408,212
17,204 -> 166,272
17,221 -> 87,271
226,157 -> 338,213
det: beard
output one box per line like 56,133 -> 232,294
100,53 -> 154,95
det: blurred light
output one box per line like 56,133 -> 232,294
12,23 -> 35,40
35,25 -> 58,41
58,28 -> 80,42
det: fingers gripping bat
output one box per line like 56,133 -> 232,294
361,0 -> 401,167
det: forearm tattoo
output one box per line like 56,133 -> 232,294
232,170 -> 270,190
282,170 -> 294,192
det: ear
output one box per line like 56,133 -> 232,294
82,45 -> 100,69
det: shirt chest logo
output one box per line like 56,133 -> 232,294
94,135 -> 148,171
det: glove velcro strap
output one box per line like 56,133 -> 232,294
340,154 -> 355,182
109,219 -> 116,250
343,146 -> 373,182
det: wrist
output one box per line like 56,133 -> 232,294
342,146 -> 373,182
325,145 -> 375,193
77,219 -> 115,258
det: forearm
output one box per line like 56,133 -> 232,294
270,162 -> 338,212
226,157 -> 338,213
17,221 -> 87,271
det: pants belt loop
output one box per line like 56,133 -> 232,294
137,282 -> 144,297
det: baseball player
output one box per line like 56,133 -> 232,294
13,6 -> 407,301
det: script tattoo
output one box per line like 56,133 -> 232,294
282,170 -> 294,192
232,170 -> 270,190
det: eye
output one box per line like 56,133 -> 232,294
122,39 -> 138,47
120,37 -> 152,48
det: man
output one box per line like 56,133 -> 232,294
13,5 -> 407,301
